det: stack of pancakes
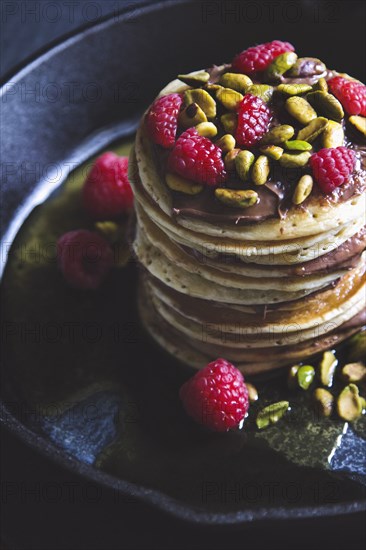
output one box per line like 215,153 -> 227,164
129,63 -> 366,375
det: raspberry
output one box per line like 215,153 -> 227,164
232,40 -> 295,74
167,128 -> 227,186
236,94 -> 271,147
146,93 -> 183,148
179,358 -> 249,432
57,230 -> 113,290
328,76 -> 366,116
310,147 -> 356,194
82,153 -> 133,220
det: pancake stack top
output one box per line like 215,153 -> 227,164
129,40 -> 366,375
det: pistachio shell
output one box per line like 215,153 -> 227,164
337,384 -> 363,421
349,115 -> 366,136
292,175 -> 313,205
313,388 -> 334,418
216,134 -> 236,153
246,383 -> 259,402
260,125 -> 295,145
224,148 -> 240,171
221,113 -> 237,134
179,103 -> 207,128
195,122 -> 218,138
285,96 -> 317,125
313,77 -> 328,93
279,151 -> 311,168
178,70 -> 210,87
297,365 -> 315,390
184,88 -> 216,118
216,87 -> 244,111
252,155 -> 270,185
256,401 -> 289,429
341,362 -> 366,384
297,117 -> 328,142
307,91 -> 344,121
259,145 -> 284,160
166,173 -> 203,195
265,52 -> 298,80
284,140 -> 312,151
246,84 -> 274,103
287,57 -> 326,78
215,188 -> 258,208
348,331 -> 366,362
319,350 -> 338,387
235,150 -> 255,181
219,72 -> 253,93
277,83 -> 313,96
322,120 -> 344,148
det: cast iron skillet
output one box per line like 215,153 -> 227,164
1,0 -> 365,525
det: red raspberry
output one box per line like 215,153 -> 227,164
167,128 -> 227,186
232,40 -> 295,74
179,358 -> 249,432
146,93 -> 183,148
236,94 -> 272,147
310,147 -> 356,194
57,230 -> 113,290
328,76 -> 366,116
82,153 -> 133,220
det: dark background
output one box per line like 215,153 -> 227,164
1,0 -> 366,548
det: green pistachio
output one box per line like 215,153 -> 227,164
256,401 -> 290,429
221,113 -> 237,134
322,120 -> 344,148
313,388 -> 334,418
195,122 -> 218,138
252,155 -> 270,185
94,221 -> 124,245
292,175 -> 313,205
184,88 -> 216,118
166,173 -> 203,195
297,117 -> 328,142
219,72 -> 253,93
246,383 -> 259,402
259,145 -> 284,160
313,77 -> 328,93
216,134 -> 236,153
349,115 -> 366,137
348,331 -> 366,362
215,188 -> 258,208
307,91 -> 344,121
235,150 -> 255,181
265,52 -> 298,81
177,70 -> 210,87
246,84 -> 274,103
216,87 -> 244,111
337,384 -> 363,421
260,124 -> 295,145
297,365 -> 315,390
279,151 -> 311,168
277,83 -> 313,96
224,148 -> 240,171
341,362 -> 366,384
284,140 -> 312,151
179,103 -> 207,128
287,57 -> 326,78
285,96 -> 317,125
319,350 -> 338,387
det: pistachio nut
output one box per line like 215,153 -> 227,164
313,77 -> 328,93
319,350 -> 338,387
259,145 -> 284,160
307,91 -> 344,121
221,113 -> 237,134
195,121 -> 218,138
277,83 -> 313,96
235,150 -> 255,181
95,221 -> 124,244
284,140 -> 312,151
313,388 -> 334,418
297,365 -> 315,390
219,72 -> 253,94
224,148 -> 240,171
256,401 -> 289,429
288,365 -> 300,389
285,96 -> 317,125
216,87 -> 244,111
348,331 -> 366,362
252,155 -> 270,186
215,188 -> 258,208
297,117 -> 328,142
337,384 -> 363,421
292,175 -> 314,205
265,51 -> 298,81
184,88 -> 216,118
341,362 -> 366,384
179,103 -> 207,128
216,134 -> 236,153
246,383 -> 259,402
287,57 -> 326,78
205,84 -> 224,97
260,124 -> 295,145
166,173 -> 203,195
279,151 -> 311,168
177,70 -> 210,87
349,115 -> 366,136
246,84 -> 274,103
322,120 -> 344,148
